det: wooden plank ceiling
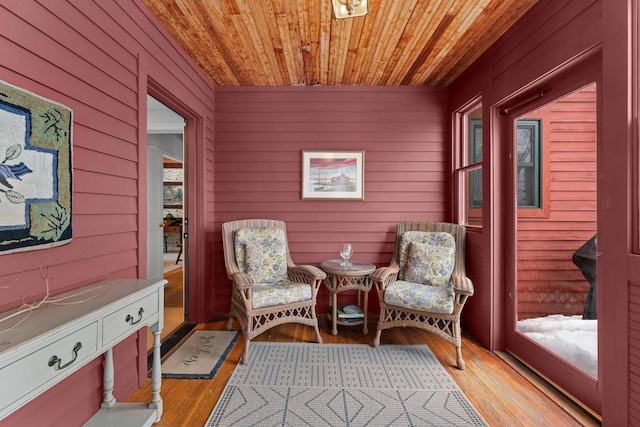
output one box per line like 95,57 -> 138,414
142,0 -> 538,87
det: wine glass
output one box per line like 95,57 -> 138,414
340,243 -> 353,267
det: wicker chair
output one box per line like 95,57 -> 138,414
371,222 -> 474,369
222,219 -> 325,363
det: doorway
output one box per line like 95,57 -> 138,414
503,83 -> 599,411
147,95 -> 187,342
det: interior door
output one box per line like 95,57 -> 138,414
147,145 -> 164,280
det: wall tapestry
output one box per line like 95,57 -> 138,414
0,80 -> 72,255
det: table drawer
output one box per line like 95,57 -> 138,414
102,293 -> 159,345
0,322 -> 98,412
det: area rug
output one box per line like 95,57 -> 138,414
205,343 -> 488,426
160,330 -> 240,379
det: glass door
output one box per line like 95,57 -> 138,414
504,83 -> 600,412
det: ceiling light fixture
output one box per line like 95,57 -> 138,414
331,0 -> 369,19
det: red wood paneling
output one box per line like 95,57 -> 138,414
213,86 -> 450,314
0,0 -> 214,425
630,280 -> 640,425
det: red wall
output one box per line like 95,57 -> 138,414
0,1 -> 214,425
212,86 -> 450,313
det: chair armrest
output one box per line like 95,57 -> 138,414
452,273 -> 474,296
288,265 -> 327,292
288,265 -> 326,280
370,263 -> 399,291
229,271 -> 254,290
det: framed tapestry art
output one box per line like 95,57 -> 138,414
302,151 -> 364,200
0,80 -> 73,254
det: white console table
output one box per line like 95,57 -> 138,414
0,278 -> 166,426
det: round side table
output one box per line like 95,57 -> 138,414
320,259 -> 375,336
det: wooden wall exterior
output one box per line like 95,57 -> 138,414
517,85 -> 597,319
212,86 -> 450,313
0,1 -> 215,425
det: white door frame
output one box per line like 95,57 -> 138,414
146,145 -> 164,280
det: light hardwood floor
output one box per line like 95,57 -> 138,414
129,313 -> 601,426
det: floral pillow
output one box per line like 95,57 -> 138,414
235,228 -> 287,284
402,238 -> 455,287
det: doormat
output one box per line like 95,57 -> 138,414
205,342 -> 488,426
160,330 -> 240,379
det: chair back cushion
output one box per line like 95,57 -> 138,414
234,228 -> 288,284
398,231 -> 456,287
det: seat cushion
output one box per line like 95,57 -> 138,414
398,231 -> 456,287
384,280 -> 454,314
404,241 -> 455,287
252,280 -> 312,309
235,228 -> 288,284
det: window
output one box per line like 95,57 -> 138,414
469,118 -> 483,209
516,120 -> 541,208
468,118 -> 542,210
455,102 -> 482,227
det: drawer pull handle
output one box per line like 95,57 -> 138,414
125,307 -> 144,325
48,342 -> 82,370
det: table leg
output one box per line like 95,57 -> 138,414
100,348 -> 116,409
150,324 -> 163,420
363,287 -> 369,335
331,281 -> 338,335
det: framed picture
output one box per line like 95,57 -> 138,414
163,182 -> 183,207
302,151 -> 364,200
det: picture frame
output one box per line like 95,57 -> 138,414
302,151 -> 364,200
163,182 -> 183,207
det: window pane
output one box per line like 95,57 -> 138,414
462,166 -> 482,226
470,118 -> 483,163
517,127 -> 533,164
516,120 -> 541,208
470,167 -> 482,208
518,165 -> 535,205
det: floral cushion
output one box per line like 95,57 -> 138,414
404,241 -> 455,287
384,280 -> 454,314
252,280 -> 312,309
235,228 -> 288,284
398,231 -> 456,287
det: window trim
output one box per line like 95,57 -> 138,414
453,99 -> 483,228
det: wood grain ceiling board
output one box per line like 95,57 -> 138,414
142,0 -> 538,87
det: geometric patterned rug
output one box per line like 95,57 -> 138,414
205,342 -> 488,426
